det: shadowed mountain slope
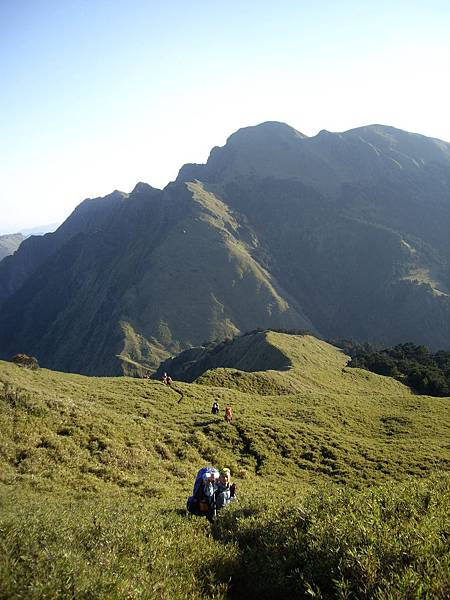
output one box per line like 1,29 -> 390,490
154,329 -> 294,388
1,122 -> 450,374
0,179 -> 311,375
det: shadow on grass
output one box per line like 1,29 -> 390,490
193,418 -> 221,427
158,507 -> 190,518
196,505 -> 285,599
198,516 -> 298,600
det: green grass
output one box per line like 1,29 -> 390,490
0,489 -> 235,599
212,474 -> 450,599
0,332 -> 449,598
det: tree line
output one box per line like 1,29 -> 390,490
335,340 -> 450,397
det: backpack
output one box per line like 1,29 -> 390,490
186,466 -> 219,516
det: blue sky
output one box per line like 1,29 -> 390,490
1,0 -> 450,233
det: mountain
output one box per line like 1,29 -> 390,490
1,122 -> 450,375
0,233 -> 25,261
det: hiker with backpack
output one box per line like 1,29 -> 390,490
224,404 -> 233,423
214,467 -> 236,509
186,466 -> 236,522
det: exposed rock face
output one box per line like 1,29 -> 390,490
1,122 -> 450,375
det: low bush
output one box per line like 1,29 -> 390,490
11,353 -> 40,370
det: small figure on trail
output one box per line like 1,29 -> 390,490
186,466 -> 236,522
224,404 -> 233,423
162,372 -> 172,386
211,401 -> 219,415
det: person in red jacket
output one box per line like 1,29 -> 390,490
224,404 -> 233,423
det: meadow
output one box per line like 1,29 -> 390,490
0,333 -> 449,598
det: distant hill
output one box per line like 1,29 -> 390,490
20,222 -> 60,236
154,329 -> 293,383
0,225 -> 59,263
0,233 -> 25,261
1,123 -> 450,375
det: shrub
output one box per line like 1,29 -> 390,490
338,339 -> 450,396
11,353 -> 40,370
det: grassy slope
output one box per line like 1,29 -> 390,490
0,333 -> 449,598
199,333 -> 449,483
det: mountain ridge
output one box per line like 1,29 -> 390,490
1,122 -> 450,374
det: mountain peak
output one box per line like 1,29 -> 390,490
227,121 -> 307,145
131,182 -> 159,195
341,123 -> 450,165
196,121 -> 310,183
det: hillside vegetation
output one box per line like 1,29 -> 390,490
0,332 -> 449,598
338,339 -> 450,396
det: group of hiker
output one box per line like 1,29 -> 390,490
186,466 -> 236,522
211,401 -> 233,423
159,374 -> 237,522
187,406 -> 236,521
161,372 -> 172,386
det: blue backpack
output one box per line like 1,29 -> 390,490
186,466 -> 219,516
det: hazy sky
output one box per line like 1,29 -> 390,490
1,0 -> 450,234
